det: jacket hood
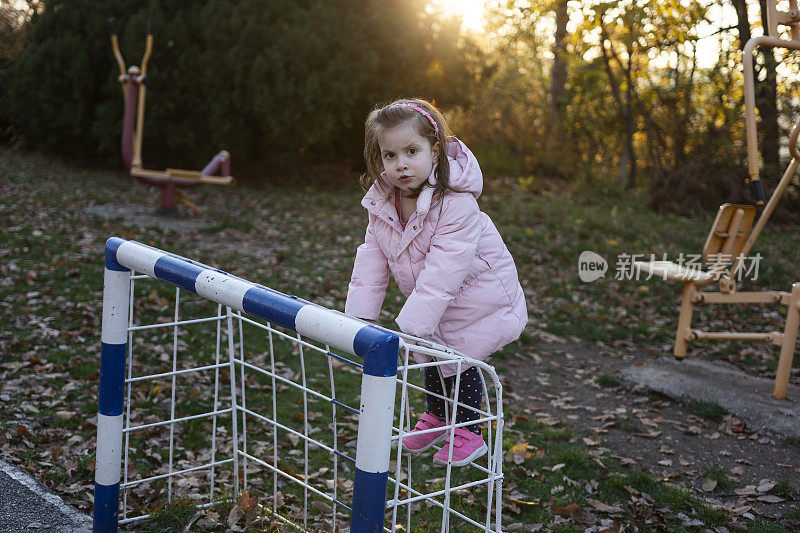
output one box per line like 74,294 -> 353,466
443,136 -> 483,198
362,137 -> 482,217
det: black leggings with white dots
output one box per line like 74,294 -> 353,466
424,366 -> 483,435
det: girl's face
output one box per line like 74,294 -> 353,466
378,121 -> 439,194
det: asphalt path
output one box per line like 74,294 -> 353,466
0,459 -> 91,532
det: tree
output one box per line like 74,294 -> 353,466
758,0 -> 779,178
3,0 -> 475,177
0,1 -> 38,142
548,0 -> 569,144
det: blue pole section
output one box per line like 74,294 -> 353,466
94,238 -> 130,533
350,328 -> 399,532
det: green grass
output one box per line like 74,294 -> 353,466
139,497 -> 198,533
617,416 -> 643,433
44,465 -> 70,485
783,436 -> 800,451
696,504 -> 728,527
76,455 -> 94,480
687,400 -> 727,422
743,519 -> 791,532
702,465 -> 737,491
595,372 -> 620,388
772,479 -> 798,498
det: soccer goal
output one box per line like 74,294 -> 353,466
93,237 -> 505,532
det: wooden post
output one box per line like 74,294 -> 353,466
674,282 -> 696,359
774,283 -> 800,399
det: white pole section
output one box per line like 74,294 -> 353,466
351,329 -> 399,532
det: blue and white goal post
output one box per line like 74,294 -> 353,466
94,237 -> 506,532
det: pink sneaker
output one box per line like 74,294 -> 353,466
401,412 -> 447,453
433,427 -> 487,466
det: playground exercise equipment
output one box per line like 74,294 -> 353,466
636,0 -> 800,400
109,19 -> 235,214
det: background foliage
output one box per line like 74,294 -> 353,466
2,0 -> 473,177
4,0 -> 800,213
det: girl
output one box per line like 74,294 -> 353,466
345,98 -> 527,466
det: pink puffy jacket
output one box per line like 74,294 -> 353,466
345,137 -> 528,376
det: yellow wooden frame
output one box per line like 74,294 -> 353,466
636,0 -> 800,399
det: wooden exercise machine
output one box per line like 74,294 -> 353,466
636,0 -> 800,399
109,19 -> 235,214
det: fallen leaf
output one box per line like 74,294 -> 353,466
633,430 -> 661,439
701,478 -> 717,492
677,512 -> 704,526
756,495 -> 785,503
552,503 -> 580,516
239,492 -> 256,513
756,482 -> 775,493
311,500 -> 331,513
227,504 -> 243,531
586,498 -> 620,513
624,485 -> 640,496
505,442 -> 532,465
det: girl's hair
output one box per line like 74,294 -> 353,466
361,98 -> 457,199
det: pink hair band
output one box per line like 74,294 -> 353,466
387,103 -> 439,133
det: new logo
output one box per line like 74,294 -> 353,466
578,251 -> 607,283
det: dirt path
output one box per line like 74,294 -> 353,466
497,332 -> 800,525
